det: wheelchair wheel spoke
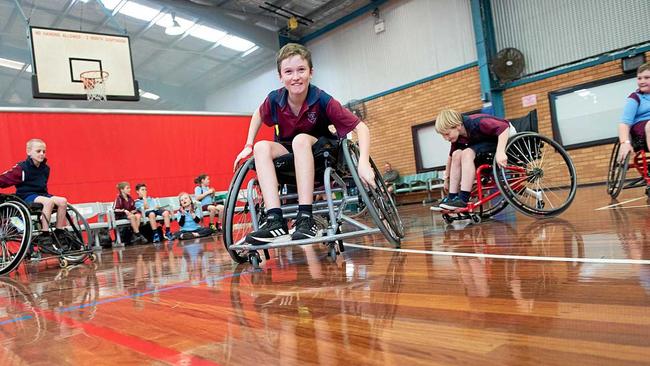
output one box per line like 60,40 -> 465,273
515,139 -> 535,166
510,142 -> 530,166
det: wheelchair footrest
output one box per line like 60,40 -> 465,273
231,228 -> 381,251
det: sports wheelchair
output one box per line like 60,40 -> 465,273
606,137 -> 650,198
0,194 -> 96,275
437,110 -> 578,224
223,138 -> 404,268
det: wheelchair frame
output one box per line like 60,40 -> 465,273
223,139 -> 404,268
439,132 -> 578,224
607,141 -> 650,199
0,194 -> 96,275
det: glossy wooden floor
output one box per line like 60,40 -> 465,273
1,185 -> 649,365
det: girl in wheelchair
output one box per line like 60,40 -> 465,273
232,43 -> 375,245
618,62 -> 650,164
432,109 -> 511,211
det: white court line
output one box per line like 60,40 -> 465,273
595,196 -> 646,211
344,243 -> 650,265
612,204 -> 650,209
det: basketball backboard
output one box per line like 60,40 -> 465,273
30,26 -> 139,101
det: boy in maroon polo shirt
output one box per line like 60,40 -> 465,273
433,109 -> 512,210
233,43 -> 375,245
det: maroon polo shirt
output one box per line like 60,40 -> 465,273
259,85 -> 360,144
450,114 -> 510,155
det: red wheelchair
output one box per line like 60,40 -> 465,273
437,111 -> 578,224
607,137 -> 650,198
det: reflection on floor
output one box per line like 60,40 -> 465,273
0,185 -> 648,365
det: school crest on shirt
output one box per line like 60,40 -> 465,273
306,111 -> 318,124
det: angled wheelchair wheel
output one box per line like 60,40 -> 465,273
606,142 -> 629,199
60,204 -> 92,264
493,133 -> 577,217
342,140 -> 404,245
224,157 -> 265,263
0,201 -> 32,275
474,168 -> 508,219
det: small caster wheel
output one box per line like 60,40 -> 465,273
59,258 -> 69,268
536,200 -> 545,210
442,214 -> 453,224
646,186 -> 650,198
249,252 -> 261,269
90,253 -> 98,262
471,214 -> 482,224
328,245 -> 337,259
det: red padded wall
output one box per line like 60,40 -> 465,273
0,111 -> 273,203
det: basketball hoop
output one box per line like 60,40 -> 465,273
80,70 -> 109,101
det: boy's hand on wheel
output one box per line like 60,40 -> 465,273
618,143 -> 633,163
233,146 -> 253,172
358,161 -> 376,190
496,151 -> 508,167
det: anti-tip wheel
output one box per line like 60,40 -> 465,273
328,245 -> 337,259
249,253 -> 261,269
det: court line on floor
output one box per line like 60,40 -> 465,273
594,196 -> 646,211
343,243 -> 650,265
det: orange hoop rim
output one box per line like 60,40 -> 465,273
80,70 -> 110,83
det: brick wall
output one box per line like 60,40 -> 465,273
364,67 -> 483,177
365,51 -> 649,185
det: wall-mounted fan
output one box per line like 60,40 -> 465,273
345,99 -> 366,120
490,47 -> 525,83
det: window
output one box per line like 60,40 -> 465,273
411,121 -> 448,172
549,74 -> 637,149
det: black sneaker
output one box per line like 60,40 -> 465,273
136,233 -> 148,244
291,212 -> 322,240
245,213 -> 290,245
439,197 -> 468,210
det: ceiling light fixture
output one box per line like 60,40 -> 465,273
165,12 -> 184,36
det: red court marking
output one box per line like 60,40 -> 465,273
35,308 -> 222,366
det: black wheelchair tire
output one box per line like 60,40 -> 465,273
60,204 -> 92,264
342,139 -> 404,246
0,201 -> 32,275
493,133 -> 577,217
606,141 -> 629,199
223,158 -> 262,263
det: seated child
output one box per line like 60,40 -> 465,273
0,139 -> 69,237
134,183 -> 172,242
193,174 -> 224,232
232,43 -> 375,245
618,62 -> 650,167
432,109 -> 511,210
175,192 -> 213,240
113,182 -> 147,244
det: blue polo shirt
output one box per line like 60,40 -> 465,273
259,84 -> 360,144
621,91 -> 650,126
194,186 -> 213,206
176,210 -> 203,232
135,197 -> 156,211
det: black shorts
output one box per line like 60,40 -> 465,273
468,142 -> 497,155
277,136 -> 339,154
145,209 -> 164,217
453,142 -> 497,166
